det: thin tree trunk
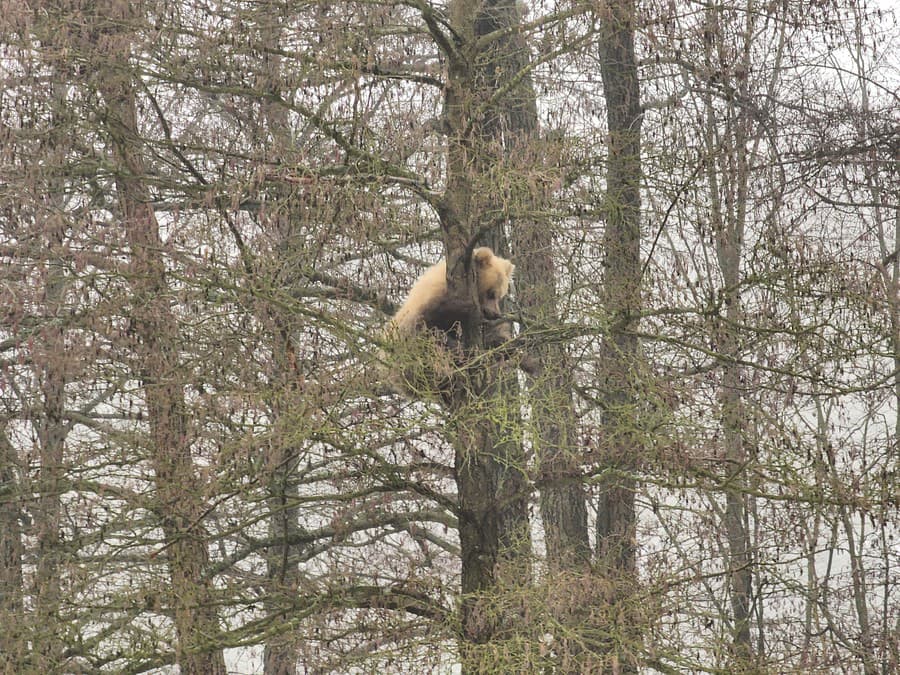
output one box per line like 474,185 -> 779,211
596,0 -> 644,670
94,6 -> 226,672
522,230 -> 592,577
707,109 -> 754,662
854,6 -> 892,670
701,2 -> 755,663
0,426 -> 25,670
32,214 -> 68,671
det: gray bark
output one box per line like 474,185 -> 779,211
444,1 -> 532,667
0,427 -> 25,670
596,0 -> 644,670
95,6 -> 226,672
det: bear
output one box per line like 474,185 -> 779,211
389,246 -> 514,339
383,247 -> 515,396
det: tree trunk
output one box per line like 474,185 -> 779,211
706,104 -> 754,664
701,2 -> 755,664
94,6 -> 226,672
475,0 -> 592,573
476,0 -> 594,667
444,2 -> 531,667
596,0 -> 644,670
852,7 -> 890,670
31,206 -> 69,672
0,426 -> 25,670
263,438 -> 302,675
255,19 -> 303,674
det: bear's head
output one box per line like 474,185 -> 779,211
473,247 -> 514,319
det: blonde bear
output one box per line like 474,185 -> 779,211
389,247 -> 514,337
384,247 -> 515,396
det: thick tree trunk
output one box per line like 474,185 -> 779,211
596,0 -> 644,670
475,0 -> 592,573
479,1 -> 594,667
447,3 -> 596,668
257,25 -> 303,674
95,8 -> 226,672
263,444 -> 302,675
717,234 -> 753,666
260,265 -> 304,675
444,2 -> 531,667
107,101 -> 227,675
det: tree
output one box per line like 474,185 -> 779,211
592,0 -> 645,669
0,425 -> 25,670
93,3 -> 227,671
0,0 -> 896,672
438,1 -> 535,666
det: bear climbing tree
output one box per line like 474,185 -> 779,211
384,247 -> 515,398
389,247 -> 513,341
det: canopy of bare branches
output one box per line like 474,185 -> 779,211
1,1 -> 897,673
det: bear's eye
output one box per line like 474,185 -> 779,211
485,290 -> 497,300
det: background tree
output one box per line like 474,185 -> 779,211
594,0 -> 645,669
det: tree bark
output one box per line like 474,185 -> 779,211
94,6 -> 226,672
477,1 -> 594,667
255,17 -> 303,675
32,231 -> 67,672
444,2 -> 532,667
700,3 -> 755,664
0,426 -> 25,670
476,0 -> 592,572
705,96 -> 754,664
596,0 -> 644,670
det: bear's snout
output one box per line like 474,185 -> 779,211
482,301 -> 501,320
